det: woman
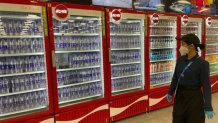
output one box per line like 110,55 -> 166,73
166,33 -> 215,123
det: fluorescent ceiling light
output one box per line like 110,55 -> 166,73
177,0 -> 191,4
76,17 -> 83,19
155,4 -> 165,7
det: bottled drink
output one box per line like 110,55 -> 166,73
0,60 -> 4,74
24,75 -> 30,90
0,78 -> 3,94
20,77 -> 25,91
3,78 -> 9,94
13,77 -> 20,92
2,39 -> 8,54
35,91 -> 41,106
39,56 -> 44,70
32,38 -> 40,52
41,73 -> 46,88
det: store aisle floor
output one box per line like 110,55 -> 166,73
115,92 -> 218,123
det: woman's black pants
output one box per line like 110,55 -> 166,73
173,85 -> 205,123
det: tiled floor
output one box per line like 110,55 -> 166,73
115,92 -> 218,123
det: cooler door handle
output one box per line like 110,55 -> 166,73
109,48 -> 111,63
52,50 -> 56,68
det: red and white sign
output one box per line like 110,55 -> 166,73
206,17 -> 212,27
151,13 -> 159,25
54,4 -> 69,21
111,9 -> 122,24
182,15 -> 189,26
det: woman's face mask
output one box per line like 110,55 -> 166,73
179,46 -> 189,56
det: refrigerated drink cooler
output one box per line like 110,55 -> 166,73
149,15 -> 177,89
148,12 -> 178,111
47,2 -> 109,123
181,15 -> 203,56
205,16 -> 218,93
53,15 -> 104,107
205,19 -> 218,76
0,1 -> 54,123
110,19 -> 145,95
106,8 -> 148,122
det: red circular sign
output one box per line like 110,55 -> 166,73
152,13 -> 159,25
55,4 -> 68,19
182,15 -> 189,25
206,17 -> 212,26
112,9 -> 122,22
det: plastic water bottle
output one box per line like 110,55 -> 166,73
7,19 -> 13,36
0,60 -> 4,74
38,38 -> 43,52
24,57 -> 29,72
0,78 -> 3,94
13,77 -> 20,92
23,75 -> 29,90
7,39 -> 13,54
2,39 -> 8,54
39,56 -> 45,70
16,39 -> 21,53
19,39 -> 24,53
9,58 -> 15,74
0,97 -> 3,114
32,38 -> 38,53
31,92 -> 37,107
33,74 -> 39,88
41,73 -> 46,88
57,73 -> 63,86
3,78 -> 9,94
34,38 -> 40,52
19,77 -> 25,91
4,58 -> 9,74
0,39 -> 3,54
18,57 -> 23,73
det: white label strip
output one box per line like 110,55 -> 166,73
0,3 -> 42,13
122,13 -> 145,20
52,7 -> 101,17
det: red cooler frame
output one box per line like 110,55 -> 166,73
204,16 -> 218,93
146,12 -> 179,111
47,2 -> 109,123
105,8 -> 148,121
0,0 -> 54,123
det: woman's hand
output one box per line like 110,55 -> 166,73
205,111 -> 215,119
166,94 -> 172,102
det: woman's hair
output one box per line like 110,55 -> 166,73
185,41 -> 205,52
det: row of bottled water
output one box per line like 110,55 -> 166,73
0,56 -> 45,74
58,82 -> 102,102
53,19 -> 99,34
181,27 -> 198,34
0,18 -> 42,36
110,22 -> 141,33
111,51 -> 141,63
0,73 -> 46,94
112,64 -> 141,77
150,27 -> 175,35
150,73 -> 173,85
150,61 -> 174,73
150,37 -> 175,48
112,76 -> 142,91
156,20 -> 175,26
150,50 -> 174,61
68,52 -> 100,68
57,68 -> 100,86
0,38 -> 44,54
110,36 -> 141,49
55,36 -> 100,51
185,22 -> 198,26
0,90 -> 47,114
